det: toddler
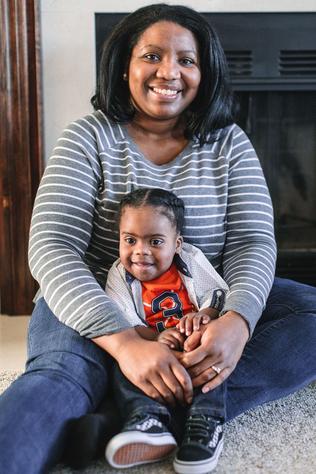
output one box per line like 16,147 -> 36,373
105,188 -> 229,474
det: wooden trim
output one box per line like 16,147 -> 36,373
0,0 -> 43,314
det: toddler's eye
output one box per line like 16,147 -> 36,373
151,238 -> 164,246
125,237 -> 136,245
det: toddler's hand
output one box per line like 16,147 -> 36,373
176,311 -> 211,337
157,327 -> 185,351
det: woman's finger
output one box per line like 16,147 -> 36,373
183,331 -> 202,352
140,380 -> 165,404
160,368 -> 188,406
180,345 -> 210,369
149,373 -> 177,407
200,367 -> 230,393
186,355 -> 219,378
191,365 -> 228,389
170,360 -> 193,405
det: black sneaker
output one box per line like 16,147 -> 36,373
105,412 -> 177,468
173,414 -> 224,474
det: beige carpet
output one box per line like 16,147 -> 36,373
1,372 -> 316,473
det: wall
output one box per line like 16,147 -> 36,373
40,0 -> 316,160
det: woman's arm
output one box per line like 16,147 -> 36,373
29,115 -> 132,338
220,125 -> 277,336
179,125 -> 276,389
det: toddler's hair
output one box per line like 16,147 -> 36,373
118,188 -> 185,234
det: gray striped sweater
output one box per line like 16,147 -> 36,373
28,110 -> 276,338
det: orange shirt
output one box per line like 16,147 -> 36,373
142,263 -> 196,333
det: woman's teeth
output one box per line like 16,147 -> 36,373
152,87 -> 178,96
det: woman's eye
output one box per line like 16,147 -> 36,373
181,57 -> 195,66
143,53 -> 160,62
151,239 -> 163,246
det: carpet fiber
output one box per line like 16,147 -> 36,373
1,372 -> 315,473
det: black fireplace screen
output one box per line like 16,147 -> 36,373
95,12 -> 316,286
235,90 -> 316,285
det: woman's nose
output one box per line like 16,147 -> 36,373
156,58 -> 181,80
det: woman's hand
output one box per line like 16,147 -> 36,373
116,334 -> 193,406
178,311 -> 249,393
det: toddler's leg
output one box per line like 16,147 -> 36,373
173,385 -> 225,474
105,363 -> 177,469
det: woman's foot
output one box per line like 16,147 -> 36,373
173,414 -> 224,474
105,412 -> 177,468
62,400 -> 121,469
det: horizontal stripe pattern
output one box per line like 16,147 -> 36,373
29,111 -> 276,337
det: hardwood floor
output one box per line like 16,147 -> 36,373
0,315 -> 30,371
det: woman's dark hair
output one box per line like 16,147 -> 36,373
91,3 -> 234,146
118,188 -> 185,234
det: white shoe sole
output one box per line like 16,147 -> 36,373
105,430 -> 177,469
173,437 -> 224,474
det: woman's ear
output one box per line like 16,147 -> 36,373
175,235 -> 183,253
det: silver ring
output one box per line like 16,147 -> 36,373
211,365 -> 222,375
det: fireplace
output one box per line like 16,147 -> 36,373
95,12 -> 316,286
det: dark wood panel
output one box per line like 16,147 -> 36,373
0,0 -> 43,314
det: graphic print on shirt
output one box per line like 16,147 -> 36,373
150,291 -> 183,332
142,263 -> 196,332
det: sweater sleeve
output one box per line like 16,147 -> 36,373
220,125 -> 277,335
28,118 -> 133,338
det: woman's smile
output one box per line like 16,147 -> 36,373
148,86 -> 182,99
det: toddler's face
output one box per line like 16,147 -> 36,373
119,205 -> 182,281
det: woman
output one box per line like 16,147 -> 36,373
0,4 -> 315,473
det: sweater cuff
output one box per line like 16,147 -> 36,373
220,292 -> 263,338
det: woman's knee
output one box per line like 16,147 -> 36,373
267,277 -> 316,312
26,349 -> 110,410
27,298 -> 108,364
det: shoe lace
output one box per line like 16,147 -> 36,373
183,414 -> 216,444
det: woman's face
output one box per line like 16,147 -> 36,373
127,21 -> 201,122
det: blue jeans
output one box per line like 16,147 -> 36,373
113,361 -> 226,419
0,278 -> 315,473
112,362 -> 226,442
